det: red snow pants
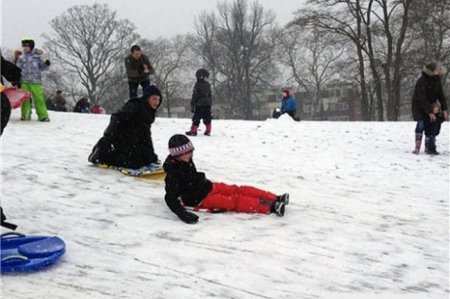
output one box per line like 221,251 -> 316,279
198,183 -> 277,214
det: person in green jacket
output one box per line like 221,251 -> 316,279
16,39 -> 51,121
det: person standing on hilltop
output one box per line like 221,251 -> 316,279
125,45 -> 154,99
411,62 -> 448,155
186,69 -> 213,136
16,38 -> 51,122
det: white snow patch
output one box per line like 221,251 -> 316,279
1,110 -> 449,299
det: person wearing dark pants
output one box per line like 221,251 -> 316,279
411,62 -> 448,154
186,69 -> 212,136
128,79 -> 150,99
125,45 -> 154,99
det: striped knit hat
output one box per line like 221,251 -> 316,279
168,134 -> 194,157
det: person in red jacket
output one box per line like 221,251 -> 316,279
163,134 -> 289,224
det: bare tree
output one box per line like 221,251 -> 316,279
194,0 -> 278,119
278,26 -> 345,119
44,67 -> 84,108
293,0 -> 415,121
293,0 -> 372,120
409,0 -> 450,84
194,13 -> 221,99
140,35 -> 193,117
369,0 -> 412,121
44,4 -> 138,106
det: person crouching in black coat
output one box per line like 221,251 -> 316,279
88,85 -> 162,169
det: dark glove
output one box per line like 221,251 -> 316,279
11,81 -> 21,88
1,207 -> 18,230
1,207 -> 5,223
179,211 -> 199,224
44,60 -> 51,66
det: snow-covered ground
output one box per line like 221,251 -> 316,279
1,110 -> 449,299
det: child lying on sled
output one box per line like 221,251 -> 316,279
163,134 -> 289,224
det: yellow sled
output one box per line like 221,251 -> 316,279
94,164 -> 166,181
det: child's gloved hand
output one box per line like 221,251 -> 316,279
44,60 -> 51,66
180,211 -> 199,224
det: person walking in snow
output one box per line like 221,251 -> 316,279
279,89 -> 299,121
163,134 -> 290,224
1,55 -> 22,135
186,69 -> 213,136
88,85 -> 162,169
125,45 -> 154,99
16,39 -> 51,122
411,62 -> 448,155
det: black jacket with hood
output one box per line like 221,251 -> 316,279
191,79 -> 212,111
412,66 -> 448,121
163,156 -> 213,221
89,88 -> 162,169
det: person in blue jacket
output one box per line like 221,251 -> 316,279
280,89 -> 299,120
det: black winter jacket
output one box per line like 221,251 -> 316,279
163,156 -> 213,220
1,55 -> 22,135
89,96 -> 160,169
191,79 -> 212,111
125,54 -> 154,83
1,56 -> 21,85
412,71 -> 448,121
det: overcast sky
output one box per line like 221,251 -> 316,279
1,0 -> 305,49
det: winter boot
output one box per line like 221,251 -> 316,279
204,123 -> 212,136
272,200 -> 286,217
425,136 -> 439,155
412,133 -> 422,154
186,124 -> 198,136
277,193 -> 290,205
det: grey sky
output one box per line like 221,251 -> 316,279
1,0 -> 305,49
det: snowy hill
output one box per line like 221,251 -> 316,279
1,110 -> 449,299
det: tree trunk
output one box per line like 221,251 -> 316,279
357,46 -> 370,121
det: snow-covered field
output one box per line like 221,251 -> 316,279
1,110 -> 449,299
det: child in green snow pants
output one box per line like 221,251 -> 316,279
20,82 -> 48,121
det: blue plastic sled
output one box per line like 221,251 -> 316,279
1,232 -> 65,273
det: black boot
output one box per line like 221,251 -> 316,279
425,136 -> 439,155
271,200 -> 286,217
277,193 -> 290,205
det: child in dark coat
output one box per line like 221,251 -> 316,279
163,134 -> 289,224
423,102 -> 445,155
186,69 -> 212,136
